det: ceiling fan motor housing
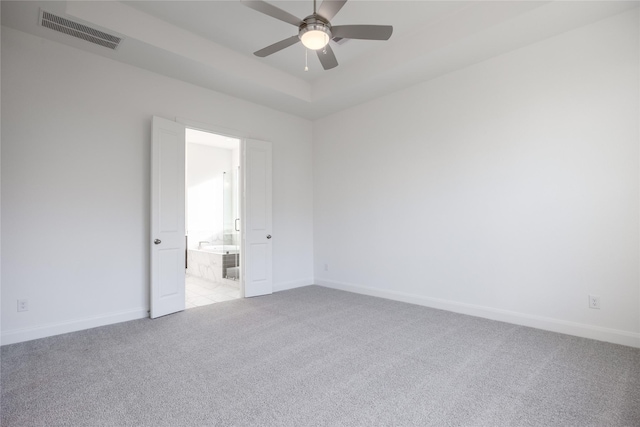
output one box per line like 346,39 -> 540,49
299,15 -> 332,49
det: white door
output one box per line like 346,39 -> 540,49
150,116 -> 186,318
243,139 -> 273,297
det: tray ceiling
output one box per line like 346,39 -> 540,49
2,1 -> 638,119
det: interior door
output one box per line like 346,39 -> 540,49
243,139 -> 273,297
150,116 -> 186,318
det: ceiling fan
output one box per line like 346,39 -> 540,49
241,0 -> 393,70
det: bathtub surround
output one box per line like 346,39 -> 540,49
186,247 -> 240,289
186,250 -> 223,284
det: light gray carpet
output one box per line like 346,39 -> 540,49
2,285 -> 639,427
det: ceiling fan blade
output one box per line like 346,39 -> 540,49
241,0 -> 303,27
317,0 -> 348,21
316,44 -> 338,70
254,35 -> 300,57
331,25 -> 393,41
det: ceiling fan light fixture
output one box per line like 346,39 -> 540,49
299,23 -> 331,50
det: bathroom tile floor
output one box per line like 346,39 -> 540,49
185,275 -> 241,309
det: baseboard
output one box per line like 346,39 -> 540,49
1,308 -> 149,346
273,278 -> 314,293
315,279 -> 640,349
1,279 -> 311,345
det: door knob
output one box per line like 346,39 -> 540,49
266,235 -> 272,239
154,239 -> 161,245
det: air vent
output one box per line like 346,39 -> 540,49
39,10 -> 122,50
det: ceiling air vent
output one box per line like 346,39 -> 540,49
39,10 -> 122,50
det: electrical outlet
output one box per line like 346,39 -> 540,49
17,299 -> 28,312
324,263 -> 329,271
588,295 -> 601,309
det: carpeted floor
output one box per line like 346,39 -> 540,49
1,285 -> 639,426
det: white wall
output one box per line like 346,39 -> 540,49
313,10 -> 640,347
1,26 -> 314,344
186,143 -> 232,249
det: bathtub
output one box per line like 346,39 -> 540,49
187,246 -> 240,288
199,244 -> 240,255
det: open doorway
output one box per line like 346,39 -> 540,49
151,116 -> 272,318
185,128 -> 241,309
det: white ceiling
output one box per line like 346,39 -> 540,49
2,1 -> 638,119
123,1 -> 471,81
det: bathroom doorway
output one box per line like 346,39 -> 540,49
184,128 -> 241,309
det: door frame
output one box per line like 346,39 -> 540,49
178,117 -> 246,298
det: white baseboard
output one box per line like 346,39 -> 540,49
315,279 -> 640,349
273,278 -> 314,293
1,308 -> 149,346
1,279 -> 311,345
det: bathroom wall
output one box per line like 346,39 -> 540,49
186,142 -> 234,250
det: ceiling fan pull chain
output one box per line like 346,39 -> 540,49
305,48 -> 309,72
